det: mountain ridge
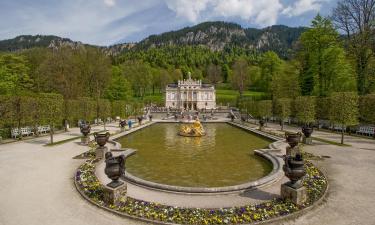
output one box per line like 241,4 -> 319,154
0,21 -> 307,58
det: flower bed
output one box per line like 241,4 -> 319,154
75,157 -> 327,224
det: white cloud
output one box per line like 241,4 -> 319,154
214,0 -> 283,25
104,0 -> 116,7
165,0 -> 211,22
164,0 -> 284,26
282,0 -> 326,17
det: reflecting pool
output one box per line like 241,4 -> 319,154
118,123 -> 272,187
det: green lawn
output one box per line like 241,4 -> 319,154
216,89 -> 264,97
216,89 -> 265,106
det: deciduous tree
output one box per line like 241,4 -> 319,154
332,0 -> 375,94
329,92 -> 359,144
206,63 -> 222,86
259,51 -> 283,93
37,93 -> 63,144
274,98 -> 292,130
231,58 -> 250,96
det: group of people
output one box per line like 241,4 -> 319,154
118,114 -> 153,130
172,110 -> 215,122
119,119 -> 133,129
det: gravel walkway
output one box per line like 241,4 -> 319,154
0,123 -> 146,225
263,122 -> 375,225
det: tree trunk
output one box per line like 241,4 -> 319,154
341,125 -> 344,144
50,124 -> 54,144
17,119 -> 21,140
16,98 -> 22,140
281,121 -> 284,131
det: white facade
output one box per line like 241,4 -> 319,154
165,74 -> 216,110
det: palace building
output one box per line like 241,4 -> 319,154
165,73 -> 216,110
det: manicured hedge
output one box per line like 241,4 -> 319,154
274,98 -> 292,121
294,96 -> 316,125
359,94 -> 375,124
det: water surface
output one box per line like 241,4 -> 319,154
118,123 -> 272,187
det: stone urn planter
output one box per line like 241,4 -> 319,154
283,153 -> 306,189
104,152 -> 125,188
80,124 -> 91,136
80,124 -> 91,145
302,126 -> 313,138
259,119 -> 265,127
94,132 -> 110,148
285,132 -> 301,148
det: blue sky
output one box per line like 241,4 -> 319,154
0,0 -> 339,46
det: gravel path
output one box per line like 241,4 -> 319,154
0,123 -> 146,225
264,123 -> 375,225
0,121 -> 374,225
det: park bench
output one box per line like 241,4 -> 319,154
37,125 -> 50,134
356,126 -> 375,136
94,118 -> 103,124
11,127 -> 35,137
11,128 -> 20,139
331,125 -> 346,132
21,127 -> 34,136
10,125 -> 50,139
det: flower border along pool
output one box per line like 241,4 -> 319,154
75,157 -> 327,225
74,121 -> 328,224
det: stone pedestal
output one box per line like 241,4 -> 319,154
81,136 -> 90,145
303,137 -> 313,145
103,183 -> 127,206
281,183 -> 307,206
96,146 -> 108,160
120,127 -> 125,132
286,146 -> 299,158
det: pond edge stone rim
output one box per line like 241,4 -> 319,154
111,121 -> 285,194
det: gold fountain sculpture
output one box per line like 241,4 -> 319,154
179,119 -> 206,137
